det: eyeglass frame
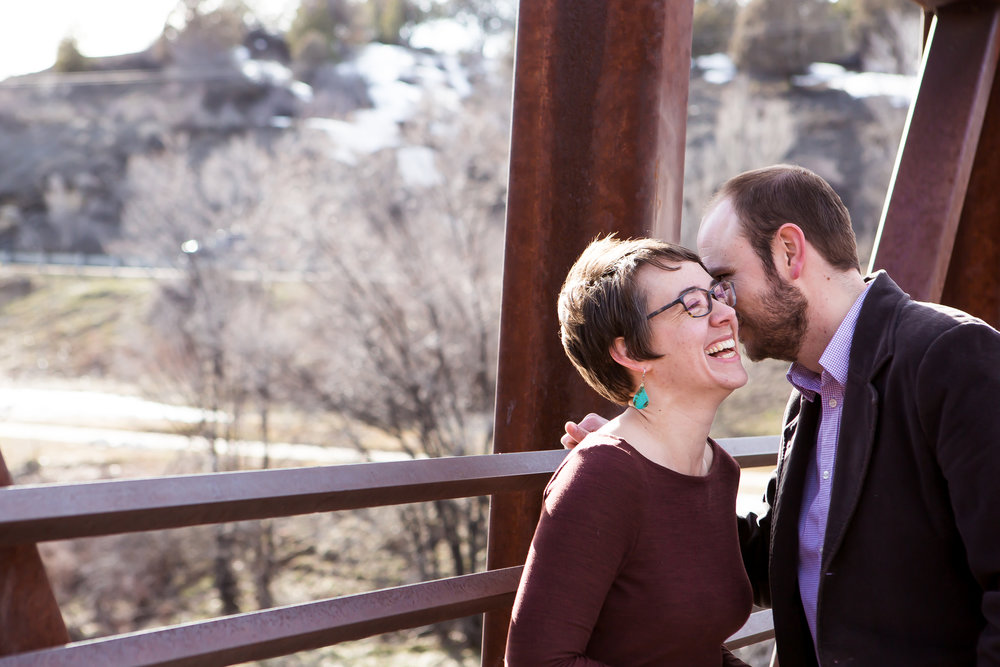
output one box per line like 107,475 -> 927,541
646,280 -> 736,320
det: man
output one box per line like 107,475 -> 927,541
565,164 -> 1000,665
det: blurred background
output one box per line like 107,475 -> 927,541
0,0 -> 921,663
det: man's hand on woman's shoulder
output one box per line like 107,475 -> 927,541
561,413 -> 609,449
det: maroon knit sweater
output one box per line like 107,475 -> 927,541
506,436 -> 752,666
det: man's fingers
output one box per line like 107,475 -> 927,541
561,413 -> 609,449
578,412 -> 609,432
560,430 -> 578,449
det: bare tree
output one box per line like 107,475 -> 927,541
115,69 -> 510,648
118,133 -> 311,616
280,91 -> 508,649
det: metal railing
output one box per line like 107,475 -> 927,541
0,437 -> 778,666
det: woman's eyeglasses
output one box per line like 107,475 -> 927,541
646,280 -> 736,319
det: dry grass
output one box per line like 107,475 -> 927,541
1,270 -> 782,665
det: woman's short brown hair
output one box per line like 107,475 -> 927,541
558,235 -> 704,405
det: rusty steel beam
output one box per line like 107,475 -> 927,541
721,435 -> 781,469
0,437 -> 774,548
0,452 -> 69,656
0,435 -> 775,663
0,563 -> 776,666
0,567 -> 524,667
0,450 -> 567,546
940,49 -> 1000,327
484,1 -> 695,662
869,3 -> 1000,303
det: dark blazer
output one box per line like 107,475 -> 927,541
740,271 -> 1000,666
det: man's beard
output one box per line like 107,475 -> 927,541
738,273 -> 808,363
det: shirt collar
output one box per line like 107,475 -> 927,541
786,281 -> 873,399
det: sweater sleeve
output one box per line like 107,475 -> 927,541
505,443 -> 642,667
737,390 -> 801,609
737,471 -> 775,608
917,322 -> 1000,665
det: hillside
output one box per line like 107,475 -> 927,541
0,44 -> 911,257
0,16 -> 921,665
0,36 -> 917,456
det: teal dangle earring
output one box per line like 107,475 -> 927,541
632,369 -> 649,410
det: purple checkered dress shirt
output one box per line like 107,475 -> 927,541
786,283 -> 871,652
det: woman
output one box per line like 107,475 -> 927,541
505,235 -> 752,666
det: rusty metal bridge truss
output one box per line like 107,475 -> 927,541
1,1 -> 997,664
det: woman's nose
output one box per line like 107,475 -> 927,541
709,299 -> 738,326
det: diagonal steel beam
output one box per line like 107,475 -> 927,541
0,452 -> 69,656
869,3 -> 1000,304
940,46 -> 1000,328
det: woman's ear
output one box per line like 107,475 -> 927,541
610,337 -> 644,372
772,223 -> 806,280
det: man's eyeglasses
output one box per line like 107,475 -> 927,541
646,280 -> 736,319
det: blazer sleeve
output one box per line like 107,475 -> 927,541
505,444 -> 641,667
737,390 -> 800,609
737,473 -> 774,608
722,645 -> 752,666
917,322 -> 1000,664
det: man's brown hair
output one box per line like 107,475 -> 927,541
709,164 -> 861,276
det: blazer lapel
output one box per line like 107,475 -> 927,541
821,271 -> 899,569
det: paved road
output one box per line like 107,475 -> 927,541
0,384 -> 771,513
0,386 -> 407,467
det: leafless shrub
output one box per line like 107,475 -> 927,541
113,65 -> 510,649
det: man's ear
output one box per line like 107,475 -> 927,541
610,337 -> 644,372
773,223 -> 806,280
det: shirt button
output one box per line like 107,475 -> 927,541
822,470 -> 831,480
829,398 -> 838,408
